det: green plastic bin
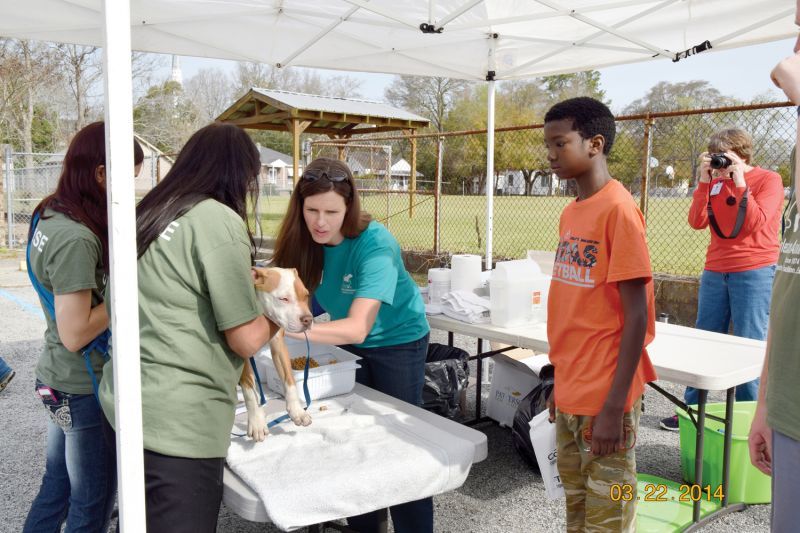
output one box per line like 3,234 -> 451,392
676,401 -> 771,504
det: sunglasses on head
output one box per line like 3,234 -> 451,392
301,168 -> 349,182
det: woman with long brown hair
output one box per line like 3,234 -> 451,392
98,123 -> 277,533
24,121 -> 143,532
272,157 -> 432,533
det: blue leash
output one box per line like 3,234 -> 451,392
233,332 -> 312,437
26,212 -> 110,404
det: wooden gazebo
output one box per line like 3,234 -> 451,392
216,88 -> 430,189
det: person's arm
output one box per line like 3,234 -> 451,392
589,278 -> 649,456
224,315 -> 276,361
688,153 -> 713,230
54,291 -> 108,352
286,297 -> 381,346
749,331 -> 772,475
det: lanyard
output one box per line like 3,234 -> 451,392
26,212 -> 110,402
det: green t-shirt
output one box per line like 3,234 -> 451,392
767,196 -> 800,441
29,210 -> 106,394
99,199 -> 262,459
316,221 -> 429,348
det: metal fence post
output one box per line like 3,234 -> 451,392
434,137 -> 443,254
640,116 -> 654,219
4,146 -> 13,248
385,145 -> 391,231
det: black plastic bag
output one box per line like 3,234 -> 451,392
421,343 -> 470,419
511,364 -> 555,471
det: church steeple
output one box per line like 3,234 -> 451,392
170,55 -> 183,86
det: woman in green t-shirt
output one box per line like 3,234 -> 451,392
98,123 -> 276,533
24,122 -> 144,533
272,157 -> 432,533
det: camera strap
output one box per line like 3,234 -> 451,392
706,184 -> 749,239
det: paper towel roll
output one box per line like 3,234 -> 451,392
450,254 -> 482,293
427,268 -> 451,305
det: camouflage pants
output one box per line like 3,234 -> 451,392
556,400 -> 641,532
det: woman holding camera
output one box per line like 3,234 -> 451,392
660,128 -> 784,430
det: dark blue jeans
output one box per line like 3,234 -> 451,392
684,266 -> 775,405
343,333 -> 433,533
24,381 -> 116,533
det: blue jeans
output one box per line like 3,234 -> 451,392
0,356 -> 12,379
24,381 -> 117,533
684,266 -> 775,405
343,333 -> 433,533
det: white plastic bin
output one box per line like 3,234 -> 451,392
254,339 -> 361,401
490,259 -> 550,327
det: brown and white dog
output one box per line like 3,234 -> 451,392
240,266 -> 314,441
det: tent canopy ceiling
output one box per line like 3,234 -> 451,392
1,1 -> 794,82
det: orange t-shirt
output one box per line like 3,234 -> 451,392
687,167 -> 784,273
547,179 -> 657,416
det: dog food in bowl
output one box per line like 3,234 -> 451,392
291,357 -> 319,370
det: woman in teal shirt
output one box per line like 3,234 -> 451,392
272,157 -> 431,533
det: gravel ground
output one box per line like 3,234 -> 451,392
0,253 -> 769,532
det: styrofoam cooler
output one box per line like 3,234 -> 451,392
254,338 -> 361,401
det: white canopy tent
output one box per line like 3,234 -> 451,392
1,1 -> 795,530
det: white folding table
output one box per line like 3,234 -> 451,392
428,315 -> 766,531
223,382 -> 488,531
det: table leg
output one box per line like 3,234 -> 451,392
693,389 -> 708,523
475,338 -> 484,419
721,387 -> 734,507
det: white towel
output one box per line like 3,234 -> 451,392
440,290 -> 491,323
226,394 -> 475,531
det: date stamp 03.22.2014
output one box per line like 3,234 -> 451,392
609,483 -> 724,503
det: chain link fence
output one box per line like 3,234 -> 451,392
2,147 -> 159,248
4,102 -> 793,277
300,101 -> 793,276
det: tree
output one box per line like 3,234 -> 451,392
540,70 -> 607,105
623,80 -> 738,188
384,76 -> 470,132
134,80 -> 199,154
54,44 -> 102,132
0,39 -> 61,165
234,62 -> 362,98
184,67 -> 235,124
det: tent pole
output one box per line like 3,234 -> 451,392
485,78 -> 495,270
102,0 -> 146,530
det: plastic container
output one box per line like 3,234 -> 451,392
254,339 -> 361,401
427,268 -> 451,305
676,401 -> 771,504
490,259 -> 550,327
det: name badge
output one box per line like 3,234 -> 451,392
710,182 -> 723,196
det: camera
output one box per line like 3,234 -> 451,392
709,153 -> 732,169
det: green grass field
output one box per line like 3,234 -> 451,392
257,194 -> 712,276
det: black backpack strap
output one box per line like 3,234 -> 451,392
707,187 -> 749,239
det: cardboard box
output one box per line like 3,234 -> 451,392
486,347 -> 551,427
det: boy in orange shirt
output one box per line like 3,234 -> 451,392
544,97 -> 657,531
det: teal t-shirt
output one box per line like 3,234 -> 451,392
28,210 -> 107,394
766,195 -> 800,441
316,221 -> 429,348
99,199 -> 262,459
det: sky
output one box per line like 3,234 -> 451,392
166,37 -> 795,113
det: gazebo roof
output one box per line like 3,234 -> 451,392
217,88 -> 430,136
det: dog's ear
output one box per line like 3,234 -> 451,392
253,267 -> 281,292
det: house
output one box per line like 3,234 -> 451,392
375,158 -> 425,191
257,144 -> 299,194
471,170 -> 562,196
